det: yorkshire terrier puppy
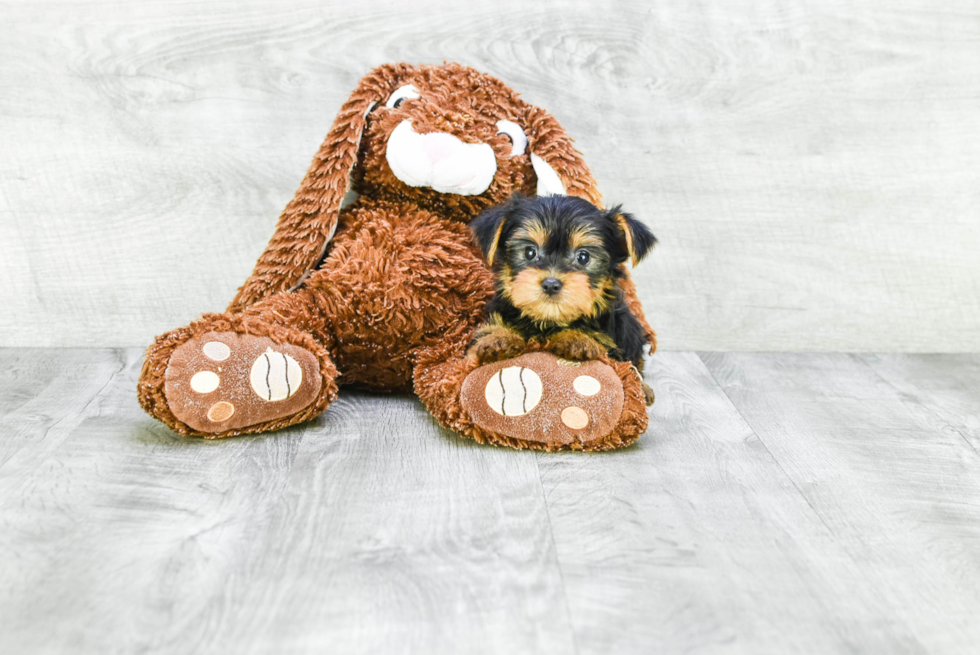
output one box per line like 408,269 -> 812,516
468,194 -> 658,405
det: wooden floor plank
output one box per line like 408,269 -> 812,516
0,347 -> 309,653
701,352 -> 980,653
188,394 -> 575,655
0,349 -> 573,654
862,354 -> 980,454
537,352 -> 919,655
5,349 -> 980,653
0,348 -> 125,471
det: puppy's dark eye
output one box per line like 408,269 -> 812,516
393,98 -> 405,108
524,246 -> 537,261
576,250 -> 591,266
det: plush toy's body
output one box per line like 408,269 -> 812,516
138,62 -> 656,451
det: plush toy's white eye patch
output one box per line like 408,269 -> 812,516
495,120 -> 528,157
386,84 -> 421,109
531,153 -> 566,196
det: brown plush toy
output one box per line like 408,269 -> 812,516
138,62 -> 656,451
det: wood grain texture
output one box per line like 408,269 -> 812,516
0,347 -> 576,655
1,0 -> 978,350
538,352 -> 920,654
701,352 -> 980,653
4,349 -> 980,652
0,348 -> 124,470
862,353 -> 980,453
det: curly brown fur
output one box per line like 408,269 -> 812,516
416,343 -> 649,452
137,311 -> 339,438
139,61 -> 659,443
228,63 -> 602,312
470,194 -> 656,369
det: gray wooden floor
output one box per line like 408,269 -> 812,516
1,349 -> 979,654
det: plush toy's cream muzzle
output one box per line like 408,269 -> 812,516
386,120 -> 497,195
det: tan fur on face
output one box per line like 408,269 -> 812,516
512,220 -> 548,247
569,226 -> 602,251
508,269 -> 599,324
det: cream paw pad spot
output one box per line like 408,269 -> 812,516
250,348 -> 303,402
484,365 -> 542,416
572,375 -> 601,397
202,341 -> 230,361
164,331 -> 321,434
190,371 -> 220,394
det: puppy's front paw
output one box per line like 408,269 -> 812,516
547,330 -> 606,361
642,381 -> 656,406
469,331 -> 526,365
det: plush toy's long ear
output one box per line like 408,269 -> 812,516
609,206 -> 657,267
227,63 -> 412,312
523,105 -> 602,207
470,195 -> 521,267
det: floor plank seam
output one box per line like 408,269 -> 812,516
532,452 -> 581,655
694,352 -> 842,541
691,352 -> 927,637
0,348 -> 127,477
857,354 -> 980,459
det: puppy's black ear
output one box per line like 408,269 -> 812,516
609,206 -> 657,267
471,195 -> 521,266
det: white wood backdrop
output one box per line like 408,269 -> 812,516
1,0 -> 978,351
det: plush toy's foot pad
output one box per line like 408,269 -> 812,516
460,352 -> 626,448
164,331 -> 322,433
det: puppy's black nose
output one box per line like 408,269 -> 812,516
541,277 -> 563,296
